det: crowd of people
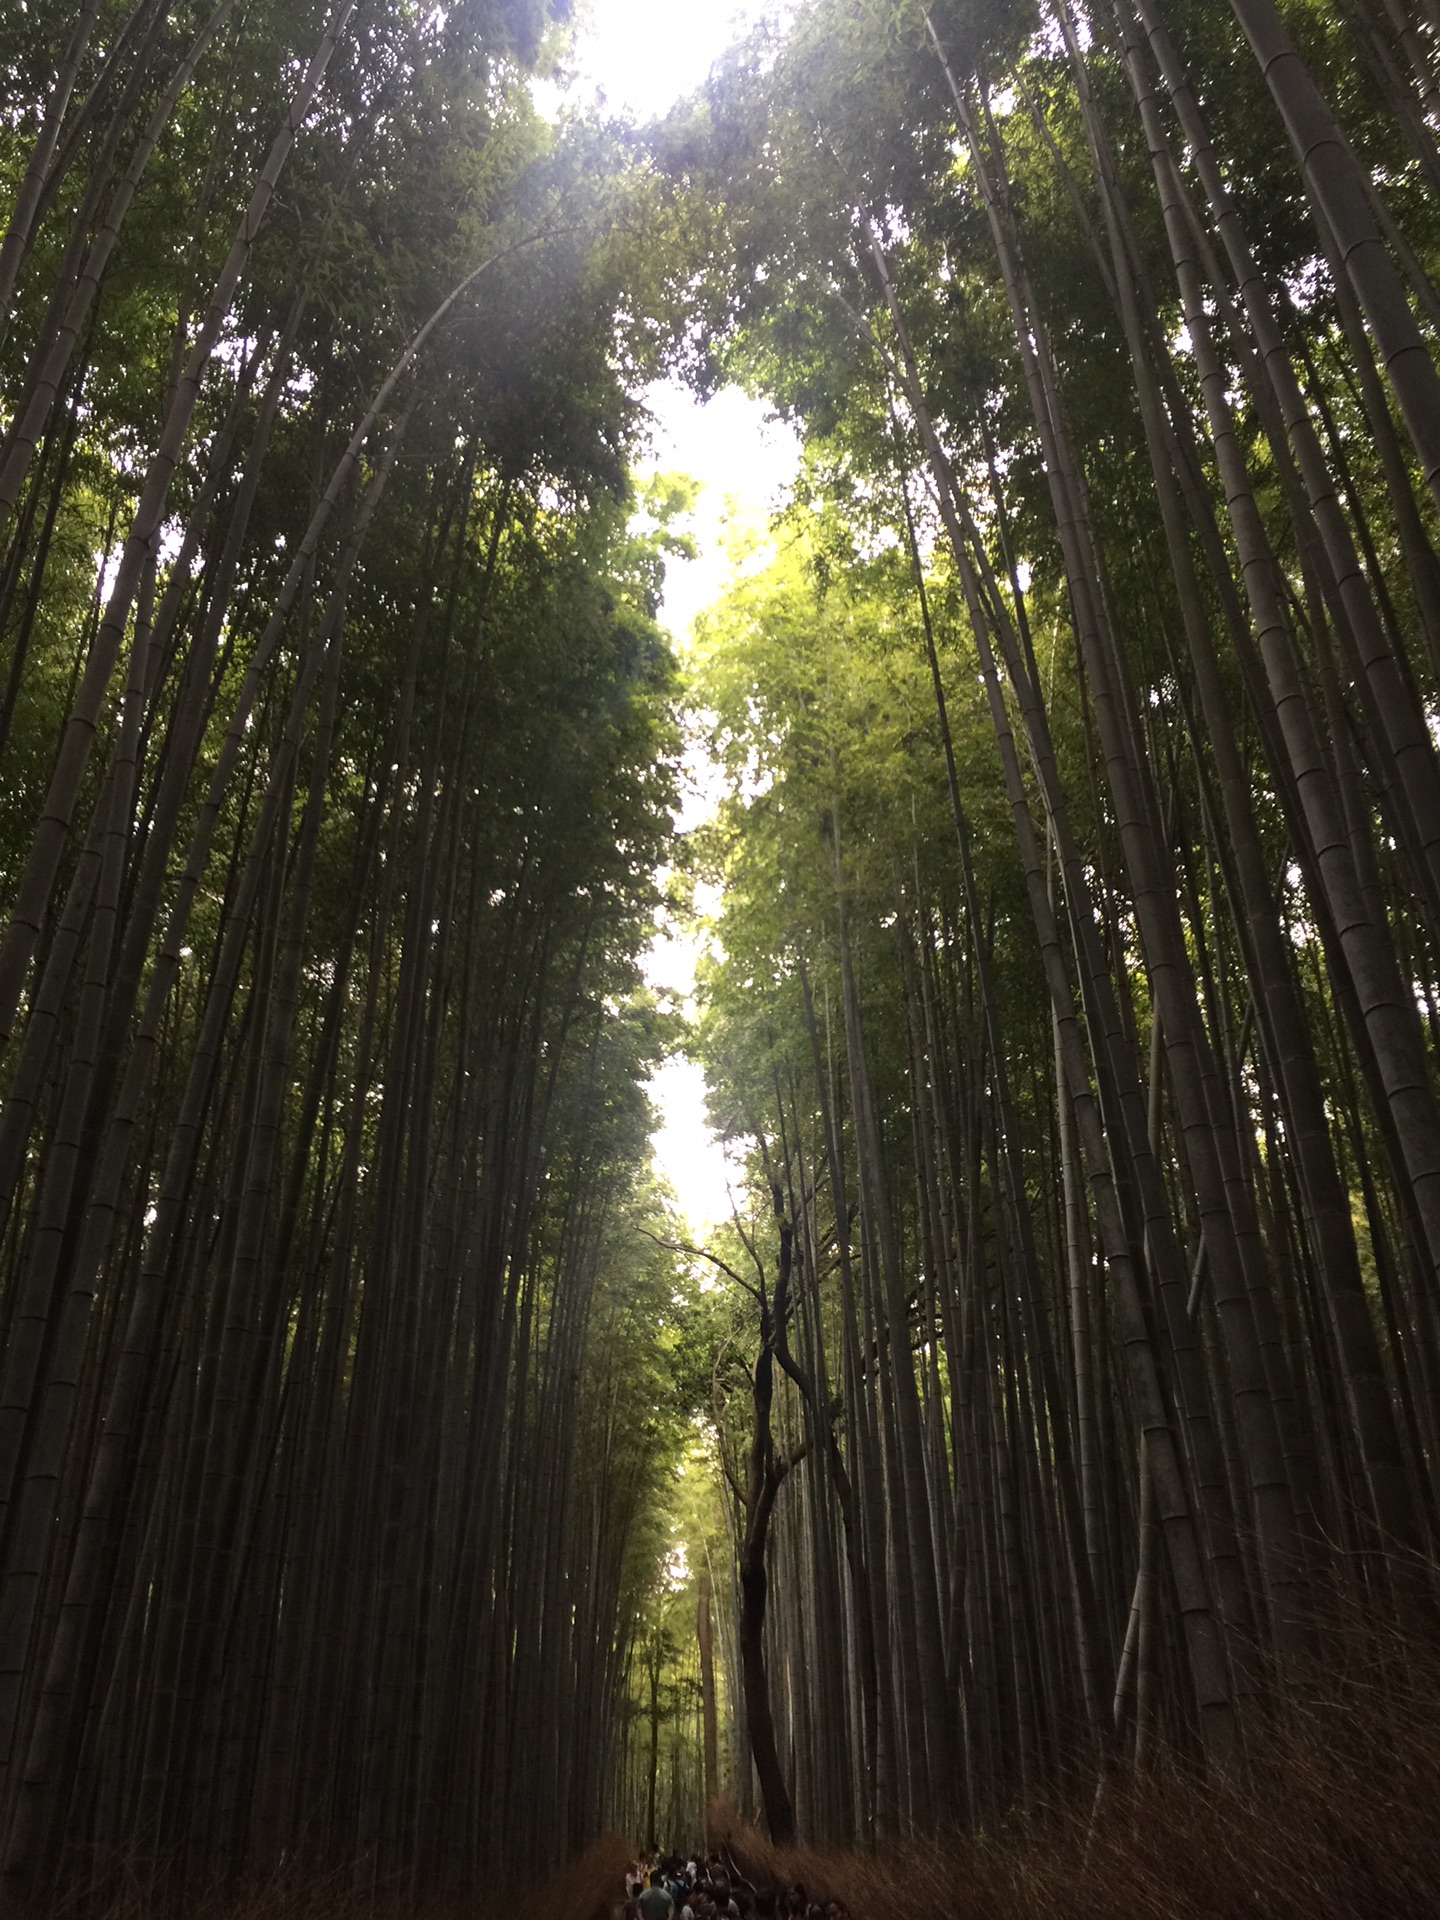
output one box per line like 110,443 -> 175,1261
621,1854 -> 850,1920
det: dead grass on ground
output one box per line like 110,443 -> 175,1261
713,1599 -> 1440,1920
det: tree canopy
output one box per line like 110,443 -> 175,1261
3,0 -> 1440,1903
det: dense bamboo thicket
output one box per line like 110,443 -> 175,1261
6,0 -> 1440,1905
0,0 -> 700,1906
661,0 -> 1440,1854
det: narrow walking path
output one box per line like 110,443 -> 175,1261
620,1855 -> 850,1920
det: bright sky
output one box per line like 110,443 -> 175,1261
537,1 -> 803,1237
547,0 -> 783,123
638,389 -> 800,1237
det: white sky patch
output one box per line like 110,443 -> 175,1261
640,380 -> 800,638
537,0 -> 790,124
156,517 -> 186,569
637,388 -> 800,1241
646,863 -> 728,1235
97,545 -> 124,604
662,1540 -> 691,1589
541,0 -> 804,1244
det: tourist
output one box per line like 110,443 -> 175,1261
638,1869 -> 675,1920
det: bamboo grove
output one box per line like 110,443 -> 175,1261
0,0 -> 709,1904
661,0 -> 1440,1854
6,0 -> 1440,1902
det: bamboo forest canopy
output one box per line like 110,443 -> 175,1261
2,0 -> 1440,1907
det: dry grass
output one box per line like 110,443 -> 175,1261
710,1602 -> 1440,1920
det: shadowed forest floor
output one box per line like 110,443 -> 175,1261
79,1610 -> 1440,1920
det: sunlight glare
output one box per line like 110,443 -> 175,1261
551,0 -> 789,124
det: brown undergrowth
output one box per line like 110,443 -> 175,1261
708,1594 -> 1440,1920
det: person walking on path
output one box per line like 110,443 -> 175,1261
638,1870 -> 675,1920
